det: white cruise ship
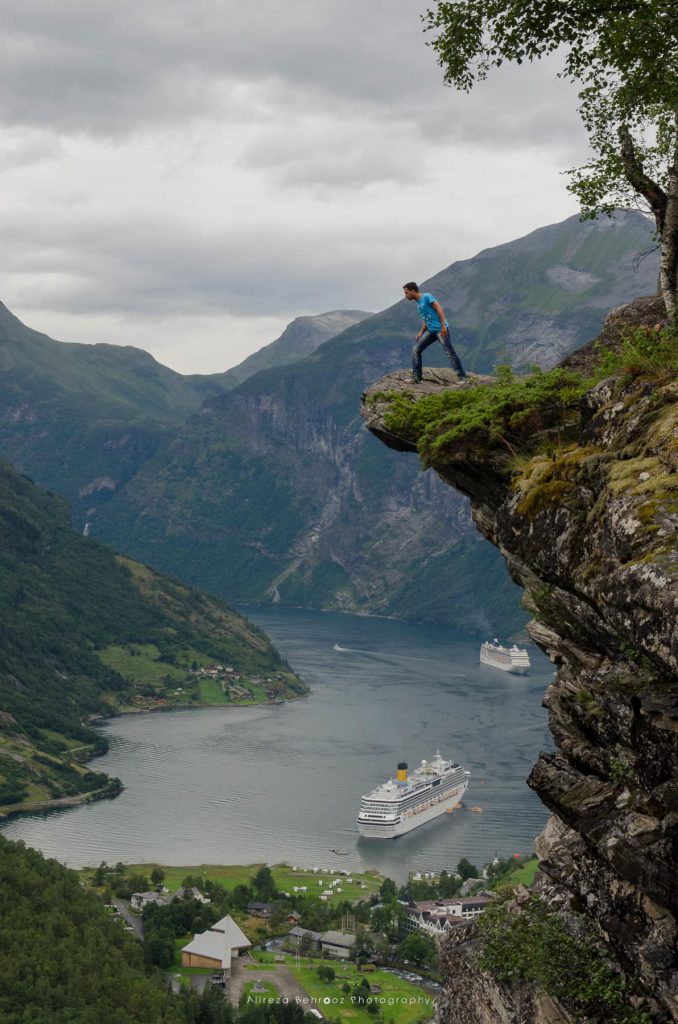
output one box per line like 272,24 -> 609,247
357,752 -> 469,839
480,639 -> 531,675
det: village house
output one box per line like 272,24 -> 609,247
404,896 -> 493,937
320,931 -> 357,959
130,891 -> 173,911
175,886 -> 211,905
286,927 -> 323,953
181,914 -> 251,975
246,902 -> 275,918
200,668 -> 220,679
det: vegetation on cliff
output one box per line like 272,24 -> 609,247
0,460 -> 305,815
477,896 -> 651,1024
381,321 -> 678,470
381,365 -> 590,465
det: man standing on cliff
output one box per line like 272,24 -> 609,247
403,282 -> 467,383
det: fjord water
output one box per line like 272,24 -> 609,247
1,608 -> 552,882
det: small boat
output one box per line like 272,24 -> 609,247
333,644 -> 349,652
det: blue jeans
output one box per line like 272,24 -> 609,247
412,330 -> 466,380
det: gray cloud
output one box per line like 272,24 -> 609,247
0,1 -> 590,372
0,1 -> 582,151
1,209 -> 432,318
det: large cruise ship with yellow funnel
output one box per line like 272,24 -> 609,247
357,752 -> 470,838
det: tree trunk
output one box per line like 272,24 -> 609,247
659,113 -> 678,320
618,118 -> 678,319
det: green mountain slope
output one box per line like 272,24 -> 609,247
221,309 -> 373,387
0,302 -> 226,524
0,460 -> 305,817
93,212 -> 659,630
0,836 -> 192,1023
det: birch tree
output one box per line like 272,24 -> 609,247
423,1 -> 678,316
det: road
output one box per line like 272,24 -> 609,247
112,898 -> 144,940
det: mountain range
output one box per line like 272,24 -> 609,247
221,309 -> 372,387
0,459 -> 304,816
0,210 -> 660,634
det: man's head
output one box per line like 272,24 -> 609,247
403,282 -> 419,301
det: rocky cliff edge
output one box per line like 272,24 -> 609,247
361,295 -> 678,1023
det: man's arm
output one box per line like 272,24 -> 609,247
432,301 -> 448,336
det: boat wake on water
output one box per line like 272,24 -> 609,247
332,643 -> 448,665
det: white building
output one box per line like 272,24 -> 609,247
181,915 -> 251,973
405,896 -> 493,937
130,891 -> 172,911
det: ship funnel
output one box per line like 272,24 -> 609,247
397,761 -> 408,783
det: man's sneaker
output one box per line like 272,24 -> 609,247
456,375 -> 470,384
411,374 -> 422,384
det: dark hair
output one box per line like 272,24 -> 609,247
403,282 -> 418,292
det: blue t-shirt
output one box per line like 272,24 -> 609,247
417,292 -> 447,332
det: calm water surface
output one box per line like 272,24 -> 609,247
1,608 -> 553,882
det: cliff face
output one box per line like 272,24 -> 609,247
361,295 -> 678,1023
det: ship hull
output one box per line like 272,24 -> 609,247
357,780 -> 468,839
480,650 -> 529,675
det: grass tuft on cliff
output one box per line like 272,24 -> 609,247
382,322 -> 678,470
597,320 -> 678,377
382,365 -> 591,465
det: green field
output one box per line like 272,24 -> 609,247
494,857 -> 540,890
273,865 -> 382,904
197,677 -> 234,704
291,959 -> 433,1024
38,729 -> 88,751
251,950 -> 279,964
98,643 -> 189,685
94,863 -> 384,906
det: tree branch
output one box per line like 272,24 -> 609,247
618,123 -> 668,233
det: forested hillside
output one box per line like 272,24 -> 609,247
0,300 -> 225,525
0,836 -> 189,1023
0,461 -> 305,816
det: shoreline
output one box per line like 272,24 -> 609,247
0,781 -> 121,824
0,691 -> 310,823
105,690 -> 308,718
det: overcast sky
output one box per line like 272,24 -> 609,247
0,1 -> 589,373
